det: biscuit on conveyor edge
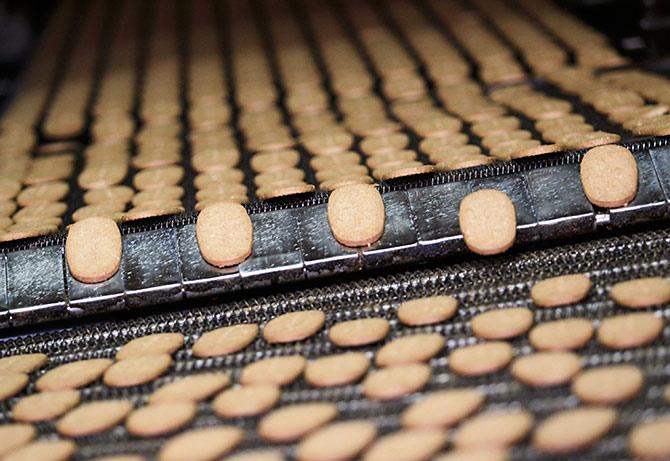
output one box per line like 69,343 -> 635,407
65,217 -> 122,284
196,201 -> 253,268
458,189 -> 516,255
579,144 -> 638,208
327,183 -> 385,247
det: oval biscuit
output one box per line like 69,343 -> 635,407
459,189 -> 516,255
327,184 -> 385,247
65,217 -> 122,284
530,274 -> 591,308
580,145 -> 637,208
533,407 -> 617,454
196,202 -> 253,268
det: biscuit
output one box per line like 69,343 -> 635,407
327,184 -> 385,247
250,150 -> 300,173
71,204 -> 125,223
103,354 -> 172,388
449,342 -> 513,377
397,295 -> 458,326
66,217 -> 122,284
131,187 -> 184,206
126,402 -> 197,437
459,189 -> 516,255
263,310 -> 325,344
0,424 -> 35,458
56,400 -> 133,437
133,166 -> 184,190
530,274 -> 591,308
597,313 -> 663,349
380,164 -> 435,181
375,333 -> 445,367
3,440 -> 76,461
610,277 -> 670,308
559,131 -> 621,150
224,450 -> 284,461
149,373 -> 230,404
16,181 -> 69,206
0,373 -> 28,400
628,417 -> 670,460
454,410 -> 534,449
0,353 -> 47,374
196,202 -> 253,268
533,407 -> 617,454
580,145 -> 637,208
36,358 -> 112,391
402,389 -> 485,429
363,363 -> 431,400
304,352 -> 370,387
362,429 -> 447,461
116,333 -> 184,360
471,308 -> 533,340
123,205 -> 185,222
258,402 -> 338,443
0,178 -> 21,201
213,384 -> 281,418
192,324 -> 258,358
360,133 -> 409,156
240,355 -> 306,386
256,181 -> 316,200
328,318 -> 390,347
434,449 -> 508,461
571,364 -> 643,404
511,352 -> 581,387
91,456 -> 146,461
297,420 -> 377,461
12,390 -> 80,422
158,426 -> 243,461
529,318 -> 594,351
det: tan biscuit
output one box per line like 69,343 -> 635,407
71,204 -> 125,223
571,364 -> 643,404
36,358 -> 113,391
510,143 -> 563,159
328,318 -> 390,347
17,181 -> 69,206
533,407 -> 617,454
191,148 -> 240,172
529,318 -> 594,351
213,384 -> 281,418
327,184 -> 385,247
0,178 -> 21,201
66,217 -> 122,284
490,140 -> 540,161
597,313 -> 663,349
103,354 -> 172,388
91,456 -> 146,461
13,202 -> 67,220
316,165 -> 369,183
196,202 -> 253,268
302,131 -> 353,155
428,145 -> 482,163
304,352 -> 370,387
78,163 -> 128,189
362,429 -> 447,461
12,390 -> 80,422
240,355 -> 306,386
123,205 -> 185,222
258,402 -> 338,443
126,402 -> 197,437
434,449 -> 508,461
0,373 -> 28,400
471,117 -> 521,137
628,417 -> 670,460
263,310 -> 325,344
195,184 -> 248,203
459,189 -> 516,255
558,131 -> 621,150
580,144 -> 638,208
531,274 -> 591,308
481,130 -> 533,150
256,181 -> 316,200
380,164 -> 435,181
0,423 -> 36,458
131,187 -> 184,206
192,324 -> 258,358
3,440 -> 76,461
56,400 -> 133,437
0,200 -> 17,217
419,134 -> 469,156
449,342 -> 513,377
158,426 -> 243,461
297,420 -> 377,461
436,155 -> 493,171
0,223 -> 58,242
454,410 -> 534,449
133,166 -> 184,191
194,169 -> 245,189
511,352 -> 582,387
402,389 -> 485,429
254,168 -> 305,187
412,116 -> 463,137
360,133 -> 410,156
363,363 -> 431,400
250,150 -> 300,173
0,353 -> 48,374
610,277 -> 670,308
116,333 -> 184,360
366,150 -> 417,170
471,308 -> 533,340
319,175 -> 374,192
310,151 -> 361,171
224,450 -> 284,461
397,295 -> 458,326
149,373 -> 230,404
375,333 -> 445,367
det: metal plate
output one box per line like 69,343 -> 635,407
239,209 -> 305,287
649,144 -> 670,212
177,224 -> 241,298
7,246 -> 66,327
0,254 -> 9,329
524,163 -> 596,238
66,258 -> 126,316
406,181 -> 470,258
123,228 -> 183,307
